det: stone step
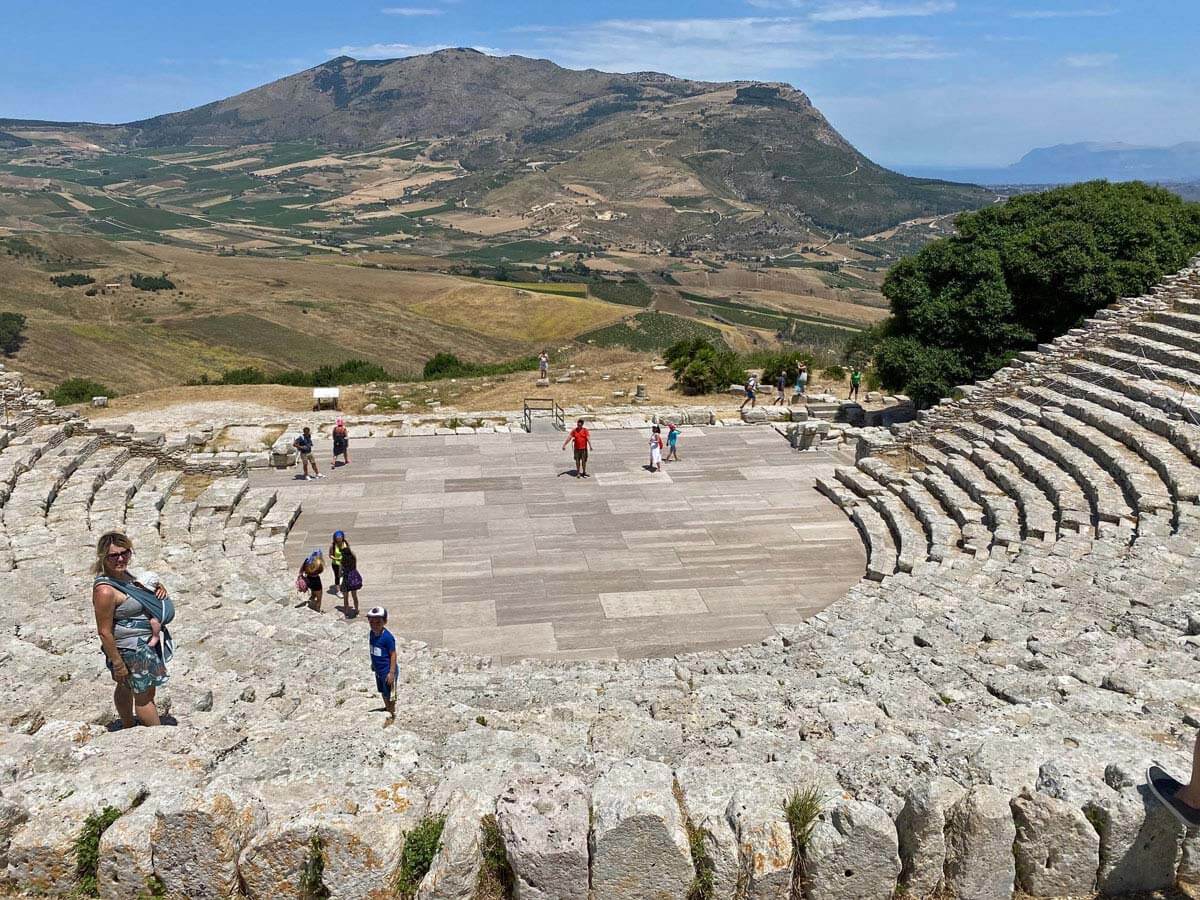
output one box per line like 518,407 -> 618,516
835,466 -> 927,573
1107,331 -> 1200,380
1036,376 -> 1200,506
815,476 -> 897,580
858,458 -> 964,562
967,445 -> 1057,542
1132,320 -> 1200,357
973,419 -> 1094,535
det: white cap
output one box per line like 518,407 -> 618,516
367,606 -> 387,620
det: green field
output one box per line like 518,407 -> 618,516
678,290 -> 863,331
449,240 -> 594,264
590,279 -> 653,308
579,312 -> 725,351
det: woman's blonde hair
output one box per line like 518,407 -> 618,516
94,531 -> 133,576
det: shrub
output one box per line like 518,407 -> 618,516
421,352 -> 537,381
821,365 -> 845,381
665,338 -> 745,396
394,815 -> 446,898
0,312 -> 26,355
52,377 -> 114,406
131,272 -> 175,291
74,806 -> 122,896
51,273 -> 95,288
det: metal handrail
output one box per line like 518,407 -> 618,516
522,397 -> 565,433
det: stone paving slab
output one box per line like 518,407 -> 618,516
255,426 -> 865,659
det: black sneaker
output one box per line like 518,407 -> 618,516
1147,764 -> 1200,827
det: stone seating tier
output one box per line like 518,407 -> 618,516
6,266 -> 1200,897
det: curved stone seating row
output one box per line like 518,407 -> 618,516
11,262 -> 1200,900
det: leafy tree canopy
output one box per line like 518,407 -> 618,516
872,181 -> 1200,406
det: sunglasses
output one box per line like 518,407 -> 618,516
105,548 -> 133,561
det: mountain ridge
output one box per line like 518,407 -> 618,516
1,50 -> 992,237
901,140 -> 1200,186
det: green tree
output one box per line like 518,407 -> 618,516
0,312 -> 26,355
873,181 -> 1200,406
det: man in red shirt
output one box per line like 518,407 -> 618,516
563,418 -> 593,478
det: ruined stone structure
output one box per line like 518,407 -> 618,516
3,260 -> 1200,898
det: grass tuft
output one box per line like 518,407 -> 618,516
299,832 -> 331,899
74,806 -> 123,896
394,815 -> 447,899
475,813 -> 515,899
783,786 -> 824,895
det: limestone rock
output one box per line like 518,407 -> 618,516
803,798 -> 900,900
1011,788 -> 1099,897
151,787 -> 267,900
943,785 -> 1016,900
0,798 -> 28,868
417,790 -> 491,900
727,772 -> 793,900
97,802 -> 158,900
496,769 -> 589,900
591,759 -> 693,900
1084,783 -> 1183,895
239,811 -> 408,900
895,776 -> 964,898
674,765 -> 742,900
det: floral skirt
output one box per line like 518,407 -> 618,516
107,642 -> 169,694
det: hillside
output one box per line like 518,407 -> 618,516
5,50 -> 991,239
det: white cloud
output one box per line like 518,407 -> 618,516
808,1 -> 956,22
1010,7 -> 1117,19
1063,52 -> 1118,67
511,16 -> 952,81
381,6 -> 443,15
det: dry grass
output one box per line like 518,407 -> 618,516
411,286 -> 627,343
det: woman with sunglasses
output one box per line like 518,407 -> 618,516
91,531 -> 173,728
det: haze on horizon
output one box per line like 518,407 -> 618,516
2,0 -> 1196,168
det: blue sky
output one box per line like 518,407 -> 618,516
2,1 -> 1195,166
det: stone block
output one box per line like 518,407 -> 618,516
674,766 -> 741,900
943,785 -> 1016,900
1011,788 -> 1099,897
496,769 -> 589,900
239,812 -> 407,900
151,787 -> 267,900
417,790 -> 490,900
1084,782 -> 1183,895
804,798 -> 900,900
728,774 -> 793,899
591,759 -> 693,900
97,802 -> 158,900
896,776 -> 964,898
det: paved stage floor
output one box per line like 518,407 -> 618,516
254,426 -> 866,661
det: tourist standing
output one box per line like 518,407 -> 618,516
91,531 -> 172,729
649,426 -> 664,473
341,544 -> 362,618
774,370 -> 788,405
849,367 -> 862,401
367,607 -> 397,720
740,374 -> 758,410
665,422 -> 680,462
796,364 -> 808,398
539,351 -> 549,380
293,427 -> 323,480
328,531 -> 348,596
563,418 -> 593,478
332,419 -> 350,467
299,550 -> 325,612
